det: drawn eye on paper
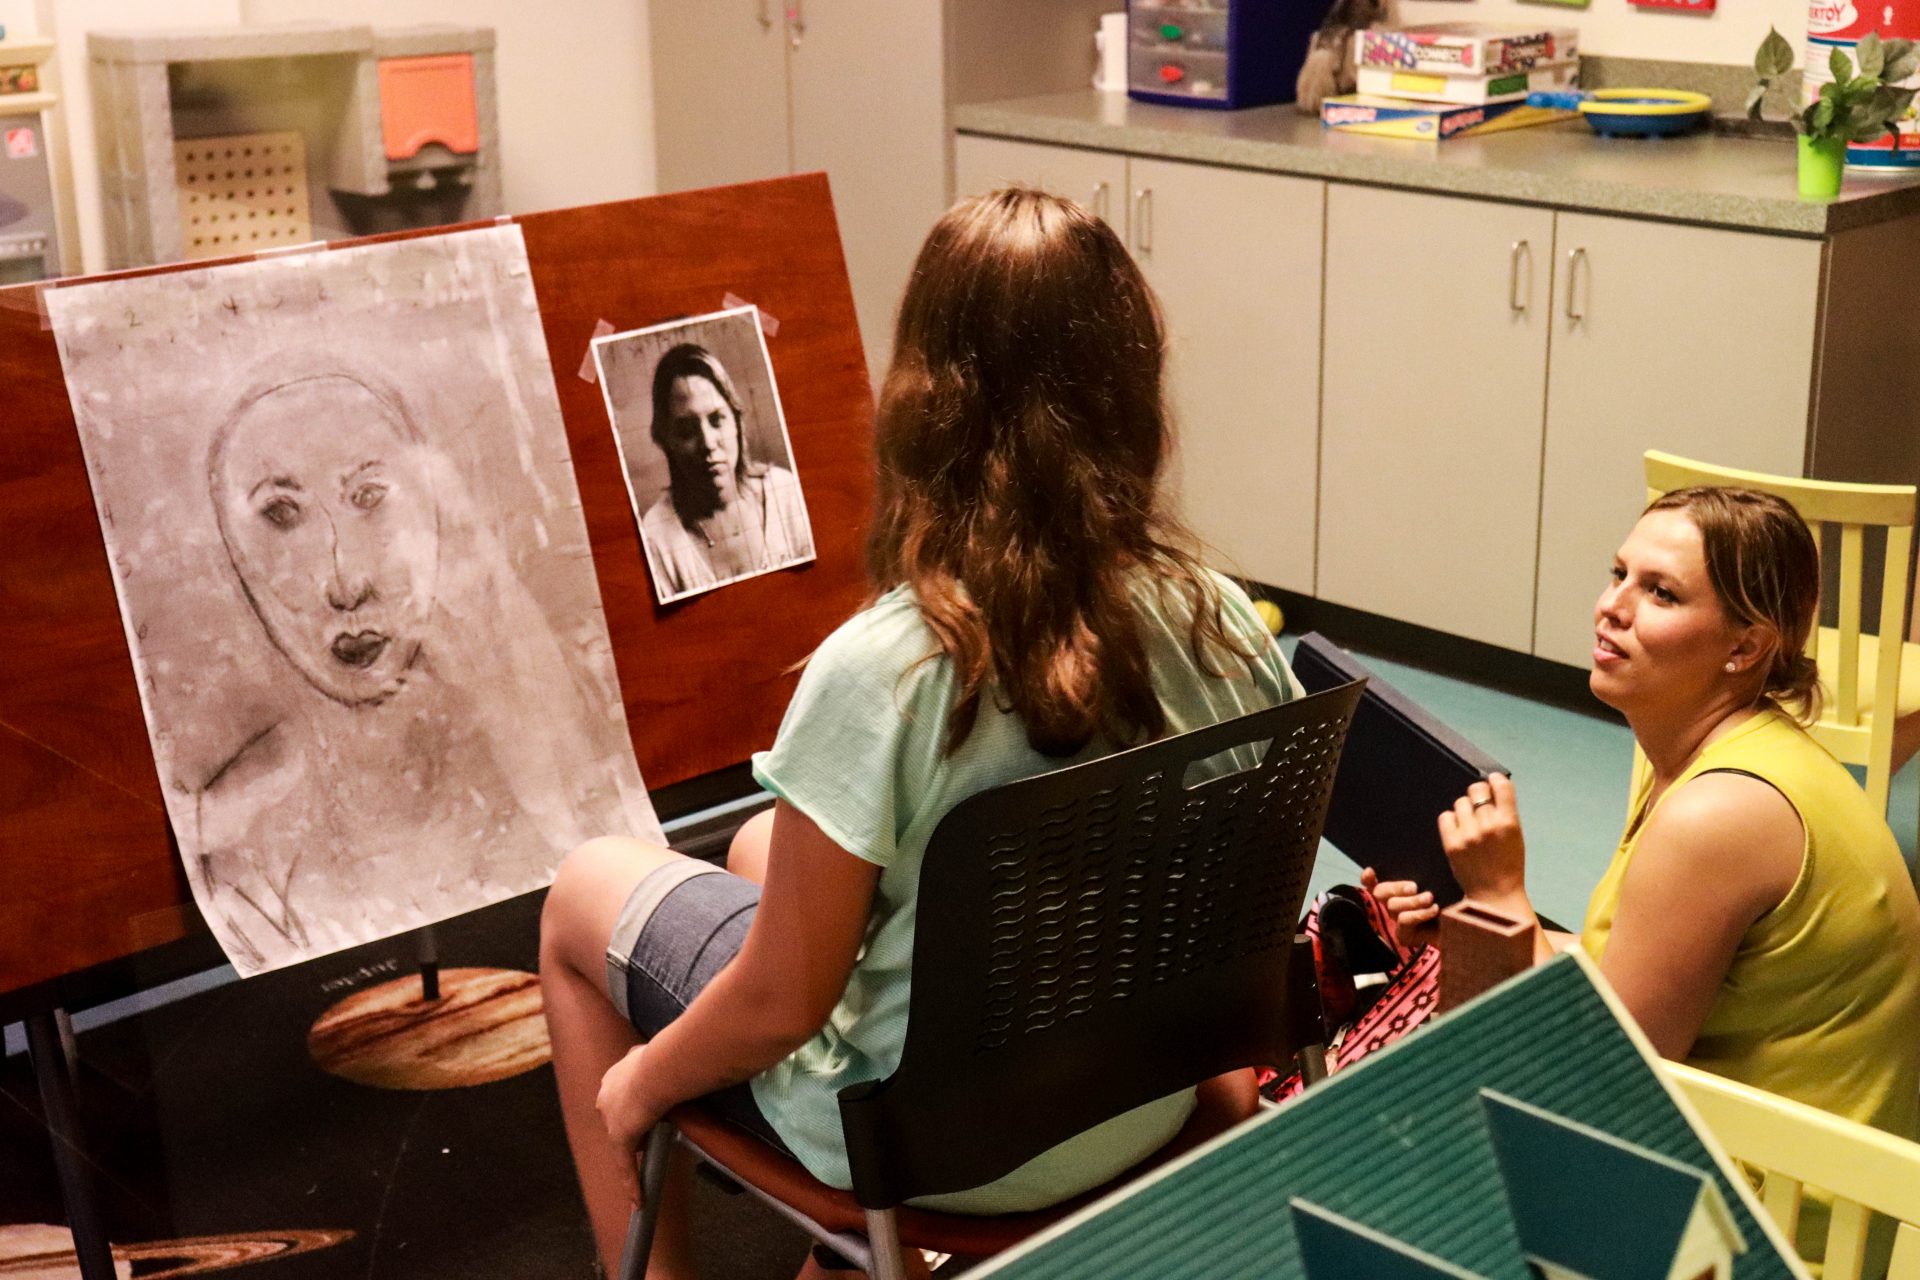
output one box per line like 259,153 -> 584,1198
45,226 -> 662,976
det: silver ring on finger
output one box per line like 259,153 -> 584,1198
1471,797 -> 1495,810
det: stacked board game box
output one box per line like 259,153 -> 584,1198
1324,23 -> 1580,139
1356,24 -> 1579,78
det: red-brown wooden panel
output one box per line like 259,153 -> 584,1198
0,173 -> 875,995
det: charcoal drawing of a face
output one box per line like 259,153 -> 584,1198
46,224 -> 665,978
210,375 -> 440,706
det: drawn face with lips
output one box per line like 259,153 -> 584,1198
211,376 -> 440,705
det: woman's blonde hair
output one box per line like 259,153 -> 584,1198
1646,485 -> 1822,721
867,187 -> 1255,756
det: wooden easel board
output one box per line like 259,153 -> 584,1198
0,173 -> 874,995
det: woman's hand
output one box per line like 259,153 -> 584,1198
1438,773 -> 1526,902
1360,866 -> 1438,951
596,1043 -> 667,1207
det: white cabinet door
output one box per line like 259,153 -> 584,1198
650,0 -> 790,194
791,2 -> 950,380
1128,156 -> 1323,594
1319,186 -> 1556,652
1531,214 -> 1823,666
953,135 -> 1129,239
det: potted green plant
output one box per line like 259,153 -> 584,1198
1750,27 -> 1919,199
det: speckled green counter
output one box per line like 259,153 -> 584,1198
953,90 -> 1920,237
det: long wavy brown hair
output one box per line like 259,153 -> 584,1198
869,187 -> 1256,757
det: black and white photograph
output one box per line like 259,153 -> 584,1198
44,225 -> 662,976
593,306 -> 816,605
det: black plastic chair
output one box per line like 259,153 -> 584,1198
618,679 -> 1364,1280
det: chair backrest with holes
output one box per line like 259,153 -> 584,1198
1639,451 -> 1917,811
836,681 -> 1364,1209
1669,1061 -> 1920,1280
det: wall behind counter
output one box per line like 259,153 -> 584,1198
240,0 -> 657,220
8,0 -> 658,273
1393,0 -> 1810,66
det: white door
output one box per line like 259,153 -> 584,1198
650,0 -> 791,193
1129,156 -> 1324,594
1532,213 -> 1822,666
790,1 -> 949,381
1319,185 -> 1556,652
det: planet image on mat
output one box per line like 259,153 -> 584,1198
307,966 -> 550,1090
0,1224 -> 352,1278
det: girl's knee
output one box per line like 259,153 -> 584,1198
541,836 -> 673,969
727,807 -> 777,883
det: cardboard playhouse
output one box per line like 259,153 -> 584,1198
975,951 -> 1809,1280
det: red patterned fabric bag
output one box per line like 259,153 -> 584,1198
1260,886 -> 1443,1102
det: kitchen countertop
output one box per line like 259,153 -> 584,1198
953,90 -> 1920,237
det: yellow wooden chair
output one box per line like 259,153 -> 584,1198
1640,450 -> 1920,818
1668,1061 -> 1920,1279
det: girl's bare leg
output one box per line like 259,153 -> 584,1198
726,806 -> 776,885
540,835 -> 697,1278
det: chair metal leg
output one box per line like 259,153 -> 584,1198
615,1121 -> 677,1280
664,1131 -> 877,1271
863,1208 -> 908,1280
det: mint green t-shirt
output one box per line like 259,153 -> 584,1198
748,570 -> 1299,1213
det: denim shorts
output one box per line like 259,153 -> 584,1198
605,859 -> 790,1152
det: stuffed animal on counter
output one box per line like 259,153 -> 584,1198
1295,0 -> 1391,113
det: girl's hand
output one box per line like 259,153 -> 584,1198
1360,865 -> 1439,951
1438,773 -> 1526,901
596,1044 -> 666,1207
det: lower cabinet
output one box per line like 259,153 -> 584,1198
1320,189 -> 1823,662
1530,214 -> 1822,666
955,131 -> 1835,663
954,136 -> 1325,595
1318,184 -> 1556,653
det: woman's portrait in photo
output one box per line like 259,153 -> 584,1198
594,307 -> 816,605
45,226 -> 662,975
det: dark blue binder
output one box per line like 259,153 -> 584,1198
1291,632 -> 1509,911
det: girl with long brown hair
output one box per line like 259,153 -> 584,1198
539,188 -> 1298,1276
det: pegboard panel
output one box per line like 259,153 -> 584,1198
174,132 -> 312,259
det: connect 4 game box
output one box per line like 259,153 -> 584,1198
1320,94 -> 1576,140
1355,25 -> 1580,78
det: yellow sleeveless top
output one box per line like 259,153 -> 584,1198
1581,706 -> 1920,1141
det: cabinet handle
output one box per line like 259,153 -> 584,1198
1133,187 -> 1153,254
1091,181 -> 1110,222
1566,247 -> 1588,323
787,0 -> 805,48
1509,240 -> 1532,314
757,0 -> 773,30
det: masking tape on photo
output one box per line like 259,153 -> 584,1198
723,292 -> 780,337
578,317 -> 617,383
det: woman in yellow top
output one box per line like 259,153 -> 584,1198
1374,486 -> 1920,1144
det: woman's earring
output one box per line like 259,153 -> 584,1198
1725,661 -> 1738,673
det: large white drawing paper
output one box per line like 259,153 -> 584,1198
46,226 -> 662,975
593,306 -> 816,605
